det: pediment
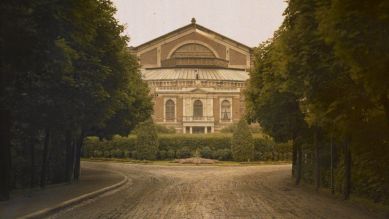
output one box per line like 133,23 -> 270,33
134,22 -> 252,55
133,20 -> 253,70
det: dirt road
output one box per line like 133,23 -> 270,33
51,162 -> 380,219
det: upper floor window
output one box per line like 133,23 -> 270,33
221,100 -> 231,121
193,100 -> 203,119
165,99 -> 175,121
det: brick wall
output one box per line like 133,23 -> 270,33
139,48 -> 157,66
154,96 -> 164,122
213,97 -> 220,124
176,97 -> 183,122
229,48 -> 247,66
232,97 -> 241,122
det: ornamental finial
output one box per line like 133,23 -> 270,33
191,17 -> 196,24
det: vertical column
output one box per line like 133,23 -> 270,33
190,127 -> 193,134
205,127 -> 208,134
211,126 -> 214,133
183,126 -> 186,134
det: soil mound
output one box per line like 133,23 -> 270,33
172,157 -> 218,164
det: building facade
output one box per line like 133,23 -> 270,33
132,19 -> 252,133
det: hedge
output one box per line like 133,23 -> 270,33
83,134 -> 292,161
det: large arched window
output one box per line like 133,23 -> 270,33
193,100 -> 203,119
171,43 -> 216,58
165,99 -> 175,121
221,100 -> 231,121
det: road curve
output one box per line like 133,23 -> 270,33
50,161 -> 380,219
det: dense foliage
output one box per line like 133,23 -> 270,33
83,134 -> 291,161
0,0 -> 152,200
246,0 -> 389,203
135,120 -> 159,160
231,119 -> 255,162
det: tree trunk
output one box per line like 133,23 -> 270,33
330,135 -> 335,194
73,131 -> 84,181
0,109 -> 12,201
40,128 -> 50,188
314,127 -> 320,191
292,139 -> 297,177
65,131 -> 75,183
296,143 -> 302,185
343,138 -> 351,200
380,92 -> 389,127
30,136 -> 35,189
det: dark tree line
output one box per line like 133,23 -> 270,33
247,0 -> 389,202
0,0 -> 152,201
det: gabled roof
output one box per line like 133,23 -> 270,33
133,19 -> 253,51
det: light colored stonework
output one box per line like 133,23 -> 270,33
133,19 -> 253,133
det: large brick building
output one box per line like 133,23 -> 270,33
132,18 -> 253,133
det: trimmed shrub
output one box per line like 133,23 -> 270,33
158,150 -> 167,160
103,150 -> 111,158
166,149 -> 176,159
83,133 -> 291,161
93,150 -> 103,157
111,149 -> 123,158
123,150 -> 130,158
132,124 -> 176,134
155,124 -> 176,134
231,119 -> 254,162
213,149 -> 232,160
131,150 -> 138,159
177,146 -> 192,158
200,146 -> 213,159
136,119 -> 159,160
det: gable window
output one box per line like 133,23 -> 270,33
165,99 -> 175,121
193,100 -> 203,119
221,100 -> 231,121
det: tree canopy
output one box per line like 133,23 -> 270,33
0,0 -> 152,200
246,0 -> 389,201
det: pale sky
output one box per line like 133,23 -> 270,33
112,0 -> 287,48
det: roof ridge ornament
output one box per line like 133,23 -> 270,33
191,17 -> 196,24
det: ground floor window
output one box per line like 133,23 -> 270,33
193,127 -> 205,134
221,100 -> 231,121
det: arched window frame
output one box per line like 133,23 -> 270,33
220,98 -> 232,122
167,40 -> 220,59
193,99 -> 203,119
164,98 -> 176,122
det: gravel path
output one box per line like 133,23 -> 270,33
51,161 -> 381,219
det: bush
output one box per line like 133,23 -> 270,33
111,149 -> 123,158
83,133 -> 291,161
103,150 -> 111,158
136,119 -> 159,160
155,124 -> 176,134
166,149 -> 176,159
231,119 -> 254,162
200,146 -> 213,159
158,150 -> 167,160
177,146 -> 192,158
220,123 -> 263,134
131,150 -> 138,159
213,149 -> 232,160
132,124 -> 176,134
93,150 -> 103,157
123,150 -> 130,158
